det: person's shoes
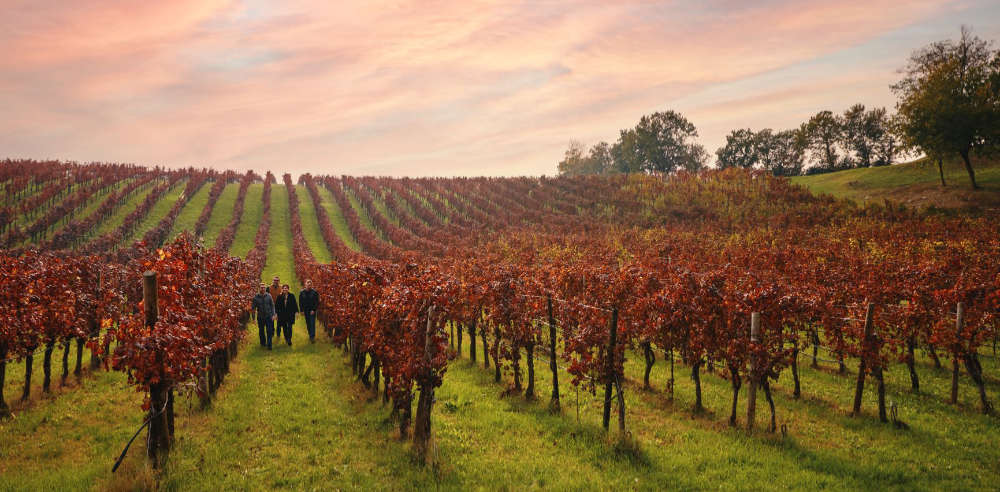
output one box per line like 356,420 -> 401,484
310,338 -> 315,344
267,346 -> 272,350
287,341 -> 292,346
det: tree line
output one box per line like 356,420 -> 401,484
558,27 -> 1000,189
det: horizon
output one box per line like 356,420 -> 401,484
3,0 -> 999,177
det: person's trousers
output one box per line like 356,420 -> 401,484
304,312 -> 316,341
278,318 -> 293,344
262,317 -> 274,349
275,317 -> 284,339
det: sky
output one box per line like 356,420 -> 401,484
2,1 -> 999,177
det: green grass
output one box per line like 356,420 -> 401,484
0,360 -> 150,491
409,189 -> 448,224
313,184 -> 362,252
390,189 -> 427,227
791,157 -> 1000,209
9,179 -> 94,244
295,184 -> 334,264
230,183 -> 264,258
15,180 -> 87,226
89,179 -> 160,239
39,178 -> 135,243
345,186 -> 392,243
366,188 -> 400,227
0,179 -> 34,207
167,180 -> 213,241
6,323 -> 998,490
200,182 -> 239,247
125,180 -> 187,245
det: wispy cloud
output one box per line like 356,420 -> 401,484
1,0 -> 994,176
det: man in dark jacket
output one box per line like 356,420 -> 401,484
275,284 -> 298,346
251,284 -> 276,349
299,279 -> 320,343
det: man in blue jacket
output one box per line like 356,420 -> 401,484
251,284 -> 276,350
299,279 -> 320,343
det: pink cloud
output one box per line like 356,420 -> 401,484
0,0 -> 986,176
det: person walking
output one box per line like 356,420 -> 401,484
275,284 -> 298,346
251,283 -> 276,350
299,279 -> 319,343
268,275 -> 282,338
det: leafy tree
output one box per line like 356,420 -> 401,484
557,141 -> 615,176
715,129 -> 759,169
557,141 -> 590,176
588,141 -> 615,174
892,27 -> 1000,189
611,129 -> 643,174
841,105 -> 897,168
872,109 -> 899,167
842,104 -> 877,167
716,128 -> 805,176
803,111 -> 844,171
763,129 -> 806,177
614,111 -> 707,174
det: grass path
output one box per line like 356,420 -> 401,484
313,184 -> 361,252
125,180 -> 187,245
161,179 -> 406,489
167,180 -> 215,241
89,179 -> 160,239
230,183 -> 264,257
201,182 -> 239,246
295,184 -> 334,264
39,178 -> 134,243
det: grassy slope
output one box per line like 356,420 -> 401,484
295,184 -> 335,264
791,157 -> 1000,209
124,180 -> 187,245
14,180 -> 88,227
4,174 -> 1000,490
165,188 -> 1000,490
167,180 -> 214,241
200,182 -> 239,247
89,179 -> 160,239
39,178 -> 134,243
229,183 -> 264,257
345,186 -> 392,242
314,184 -> 361,252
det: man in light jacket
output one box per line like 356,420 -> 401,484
251,284 -> 276,350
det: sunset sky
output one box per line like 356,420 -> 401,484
3,1 -> 999,177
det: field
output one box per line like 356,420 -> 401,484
791,157 -> 1000,210
0,161 -> 998,491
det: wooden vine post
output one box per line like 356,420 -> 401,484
144,271 -> 169,468
548,294 -> 560,411
950,302 -> 964,405
746,312 -> 760,432
602,308 -> 619,432
851,303 -> 876,417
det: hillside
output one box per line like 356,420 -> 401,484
790,157 -> 1000,210
1,161 -> 999,491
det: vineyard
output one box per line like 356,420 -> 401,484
1,159 -> 999,490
